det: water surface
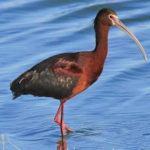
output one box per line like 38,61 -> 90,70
0,0 -> 150,149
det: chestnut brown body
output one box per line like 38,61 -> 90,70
10,8 -> 147,136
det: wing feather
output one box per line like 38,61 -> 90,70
51,58 -> 83,78
10,52 -> 83,99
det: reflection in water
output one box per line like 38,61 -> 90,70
57,136 -> 67,150
57,130 -> 73,150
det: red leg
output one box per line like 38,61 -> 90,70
54,103 -> 73,134
54,104 -> 61,125
60,103 -> 65,136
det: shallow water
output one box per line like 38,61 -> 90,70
0,0 -> 150,149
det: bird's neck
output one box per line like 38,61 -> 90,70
93,24 -> 110,66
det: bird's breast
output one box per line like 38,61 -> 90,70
87,69 -> 102,86
83,59 -> 103,86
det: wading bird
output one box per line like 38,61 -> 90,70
10,8 -> 148,136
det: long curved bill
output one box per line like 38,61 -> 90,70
112,16 -> 148,62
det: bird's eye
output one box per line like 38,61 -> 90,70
109,15 -> 117,22
109,15 -> 113,20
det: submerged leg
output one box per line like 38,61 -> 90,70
54,102 -> 73,135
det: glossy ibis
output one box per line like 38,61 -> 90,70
10,8 -> 148,136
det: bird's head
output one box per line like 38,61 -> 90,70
94,8 -> 148,61
94,8 -> 117,26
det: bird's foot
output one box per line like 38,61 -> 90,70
55,120 -> 73,135
66,127 -> 73,134
61,124 -> 73,135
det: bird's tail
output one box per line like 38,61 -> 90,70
10,81 -> 21,99
12,92 -> 21,100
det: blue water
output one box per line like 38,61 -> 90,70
0,0 -> 150,149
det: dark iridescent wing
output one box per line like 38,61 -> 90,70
10,53 -> 83,99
